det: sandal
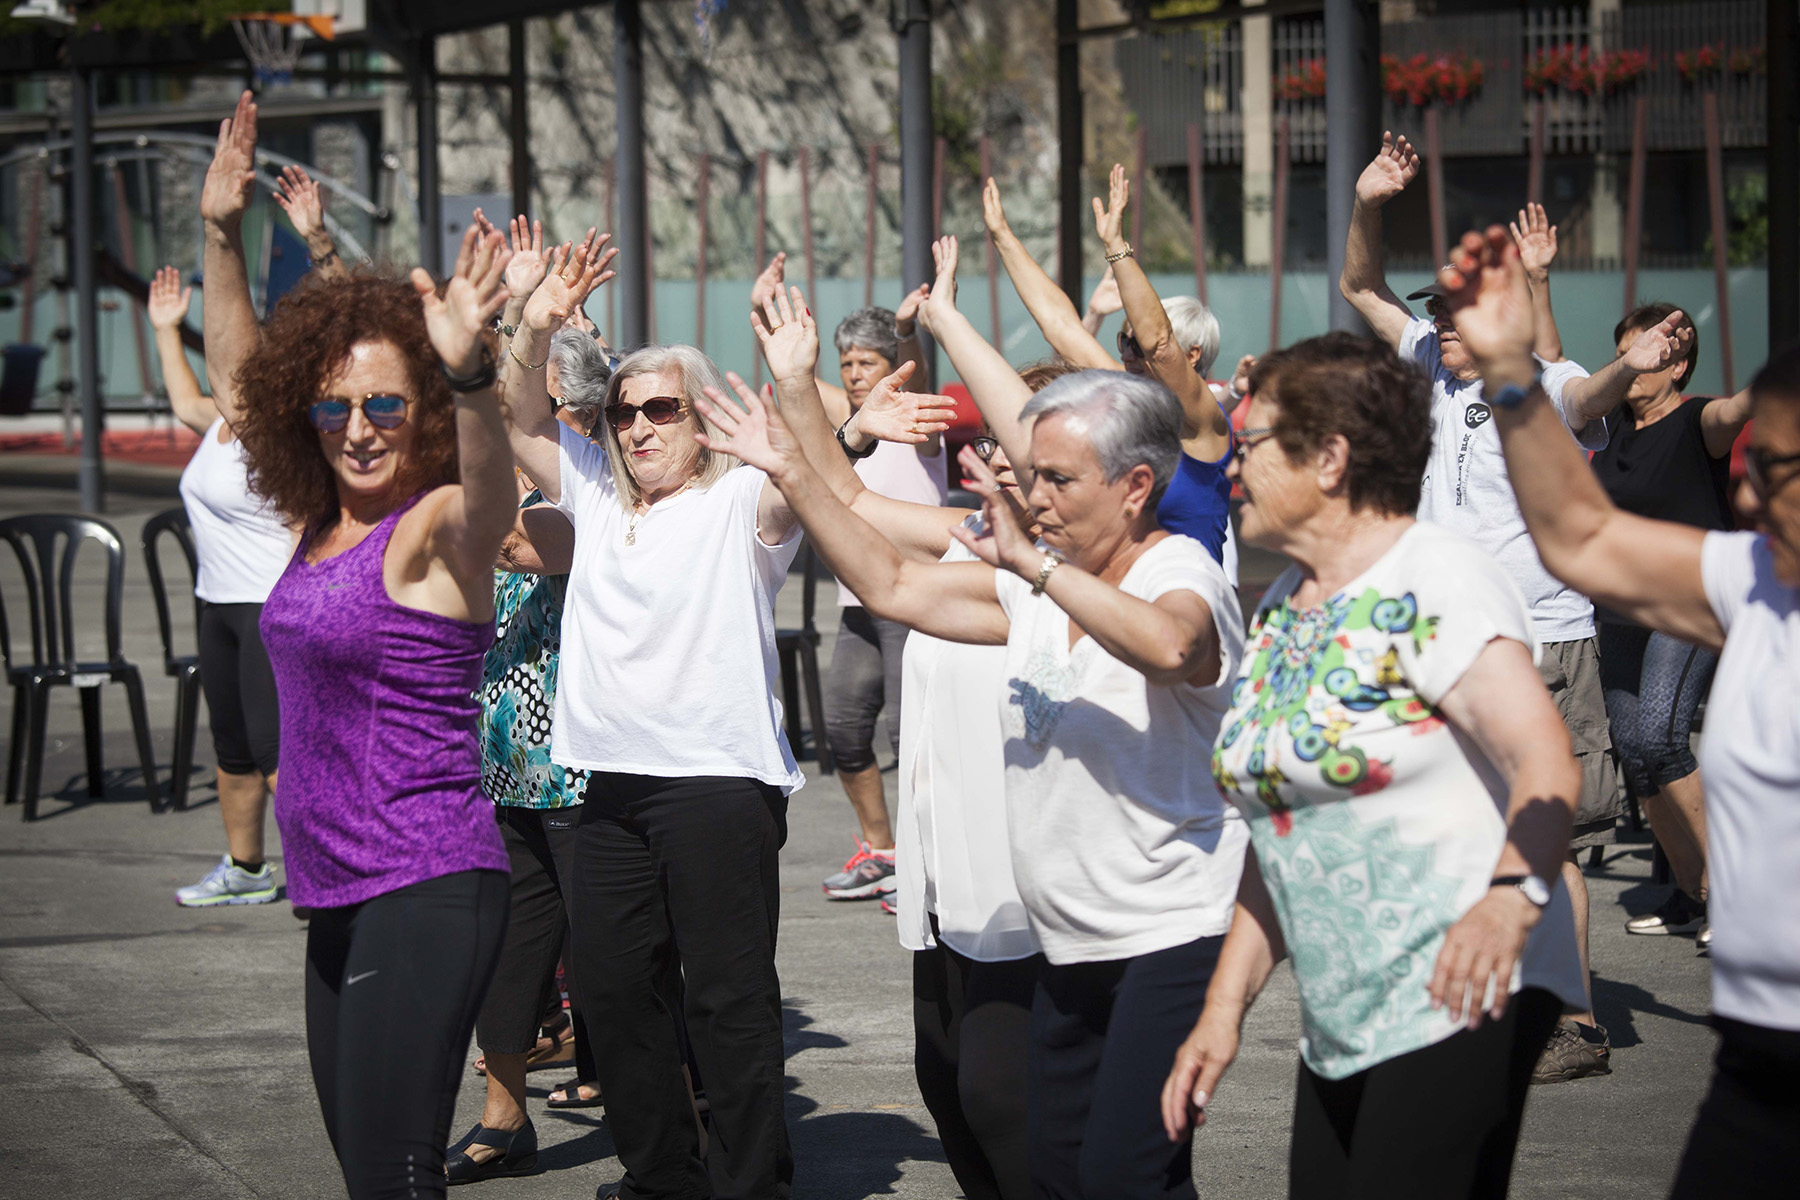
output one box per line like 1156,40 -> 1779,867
546,1077 -> 604,1109
445,1121 -> 539,1185
472,1016 -> 576,1077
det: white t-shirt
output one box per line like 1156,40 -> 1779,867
552,425 -> 805,793
1699,531 -> 1800,1032
894,515 -> 1039,963
178,417 -> 295,604
1399,317 -> 1607,644
1212,522 -> 1587,1078
837,440 -> 949,607
996,533 -> 1248,965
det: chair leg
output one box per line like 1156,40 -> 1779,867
5,684 -> 25,805
21,680 -> 52,822
799,641 -> 833,776
173,674 -> 202,812
119,672 -> 164,814
79,686 -> 104,798
778,647 -> 804,761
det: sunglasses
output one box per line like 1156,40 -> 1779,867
1232,426 -> 1276,465
971,435 -> 999,462
1745,446 -> 1800,499
309,393 -> 407,433
604,396 -> 686,432
1116,330 -> 1143,359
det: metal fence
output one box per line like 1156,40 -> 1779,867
1114,24 -> 1243,168
1272,17 -> 1327,163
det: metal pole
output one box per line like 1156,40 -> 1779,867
20,165 -> 43,343
753,149 -> 768,388
1622,95 -> 1648,316
415,37 -> 442,277
980,135 -> 1001,344
865,143 -> 879,309
1770,0 -> 1799,351
603,157 -> 616,346
800,146 -> 817,305
932,136 -> 947,239
1131,124 -> 1146,252
1270,115 -> 1290,351
615,0 -> 648,349
108,162 -> 154,405
897,0 -> 935,383
1702,92 -> 1735,395
72,66 -> 104,512
508,18 -> 530,221
695,152 -> 709,351
1056,0 -> 1083,305
1324,0 -> 1378,334
1186,121 -> 1207,305
1424,107 -> 1447,272
1527,98 -> 1545,208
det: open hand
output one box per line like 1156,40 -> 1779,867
1509,203 -> 1558,280
1620,310 -> 1695,376
1092,163 -> 1130,256
146,266 -> 192,332
949,443 -> 1040,575
895,283 -> 929,336
855,364 -> 957,445
272,165 -> 326,240
505,215 -> 549,300
1355,131 -> 1419,209
201,91 -> 259,227
1086,267 -> 1123,320
751,252 -> 787,318
1429,886 -> 1538,1029
753,283 -> 820,383
414,224 -> 511,376
693,372 -> 805,480
1229,354 -> 1256,397
1434,227 -> 1536,376
918,236 -> 961,337
981,177 -> 1015,242
522,231 -> 615,332
1161,1010 -> 1240,1142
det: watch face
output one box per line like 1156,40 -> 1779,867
1520,875 -> 1552,907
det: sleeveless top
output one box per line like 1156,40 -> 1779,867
1156,400 -> 1236,582
260,494 -> 508,908
178,417 -> 294,605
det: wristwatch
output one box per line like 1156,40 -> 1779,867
1492,873 -> 1552,909
1484,366 -> 1543,410
837,416 -> 878,461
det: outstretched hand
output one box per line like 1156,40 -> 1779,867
505,215 -> 549,300
1434,226 -> 1536,375
272,165 -> 326,240
948,444 -> 1040,576
1355,131 -> 1420,209
1509,203 -> 1558,279
1086,267 -> 1123,319
1092,163 -> 1130,254
201,91 -> 259,227
413,224 -> 512,376
751,252 -> 788,318
146,266 -> 192,333
895,283 -> 929,334
693,372 -> 806,479
856,363 -> 957,445
522,230 -> 615,333
1620,310 -> 1695,376
918,236 -> 961,337
753,283 -> 820,383
981,177 -> 1014,242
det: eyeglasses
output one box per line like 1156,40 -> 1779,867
1116,330 -> 1143,360
1744,446 -> 1800,499
971,435 -> 999,462
604,396 -> 686,432
1232,426 -> 1276,465
309,393 -> 408,433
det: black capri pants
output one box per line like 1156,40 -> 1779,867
824,605 -> 910,772
1598,622 -> 1716,798
197,601 -> 281,776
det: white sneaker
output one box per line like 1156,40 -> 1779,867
176,855 -> 278,907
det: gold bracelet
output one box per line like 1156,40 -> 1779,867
508,343 -> 548,372
1104,244 -> 1135,264
1030,549 -> 1066,596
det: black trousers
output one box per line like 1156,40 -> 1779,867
1670,1016 -> 1800,1199
474,806 -> 595,1082
571,772 -> 792,1200
911,925 -> 1041,1200
304,869 -> 510,1200
1288,987 -> 1561,1200
1028,934 -> 1223,1200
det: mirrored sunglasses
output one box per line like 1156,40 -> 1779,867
309,393 -> 408,434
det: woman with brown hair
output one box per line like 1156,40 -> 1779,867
211,86 -> 519,1193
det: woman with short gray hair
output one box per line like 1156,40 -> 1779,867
694,366 -> 1248,1200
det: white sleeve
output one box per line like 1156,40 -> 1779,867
994,562 -> 1029,621
554,422 -> 611,519
1397,538 -> 1539,706
1539,359 -> 1607,451
1701,530 -> 1762,636
1397,316 -> 1439,376
1137,538 -> 1246,689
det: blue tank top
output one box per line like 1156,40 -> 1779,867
1155,417 -> 1233,567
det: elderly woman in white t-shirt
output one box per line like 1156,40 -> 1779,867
1431,226 -> 1800,1199
1159,332 -> 1587,1200
693,365 -> 1246,1200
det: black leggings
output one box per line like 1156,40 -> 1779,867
1289,987 -> 1561,1200
912,927 -> 1041,1200
304,869 -> 509,1200
1597,621 -> 1716,798
1670,1016 -> 1800,1199
196,601 -> 281,776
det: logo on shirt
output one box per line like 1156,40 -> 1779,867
1464,402 -> 1492,429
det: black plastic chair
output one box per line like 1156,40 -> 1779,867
775,544 -> 834,774
2,561 -> 35,808
142,508 -> 203,811
0,514 -> 162,820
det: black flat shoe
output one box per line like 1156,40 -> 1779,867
446,1121 -> 539,1185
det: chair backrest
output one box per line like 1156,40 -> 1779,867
0,513 -> 128,671
141,507 -> 199,669
798,542 -> 818,633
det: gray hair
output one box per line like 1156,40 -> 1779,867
833,306 -> 899,366
1162,296 -> 1222,377
548,329 -> 613,425
1019,369 -> 1183,504
599,344 -> 740,511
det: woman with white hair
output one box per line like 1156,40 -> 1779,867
693,364 -> 1248,1200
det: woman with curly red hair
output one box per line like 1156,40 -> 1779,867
204,92 -> 520,1198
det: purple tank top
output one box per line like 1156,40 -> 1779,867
260,494 -> 507,908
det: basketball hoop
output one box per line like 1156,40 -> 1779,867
230,12 -> 335,89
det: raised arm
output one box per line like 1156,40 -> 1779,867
273,165 -> 348,283
983,176 -> 1119,371
1509,203 -> 1564,363
1093,163 -> 1228,455
498,503 -> 576,575
497,213 -> 549,338
146,266 -> 217,435
505,233 -> 614,503
1338,131 -> 1422,351
1701,384 -> 1755,459
1082,267 -> 1122,337
1559,310 -> 1696,431
695,381 -> 1010,644
199,90 -> 263,428
1438,226 -> 1722,649
751,251 -> 852,419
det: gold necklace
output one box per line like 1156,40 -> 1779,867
625,479 -> 696,546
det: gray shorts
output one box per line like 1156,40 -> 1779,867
1541,636 -> 1623,849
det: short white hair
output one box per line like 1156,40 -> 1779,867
1020,369 -> 1183,504
1162,296 -> 1222,377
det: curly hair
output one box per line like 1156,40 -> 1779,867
232,268 -> 460,531
1248,332 -> 1433,517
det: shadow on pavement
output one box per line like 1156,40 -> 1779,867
1593,971 -> 1711,1050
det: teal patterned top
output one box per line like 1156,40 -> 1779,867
477,547 -> 589,809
